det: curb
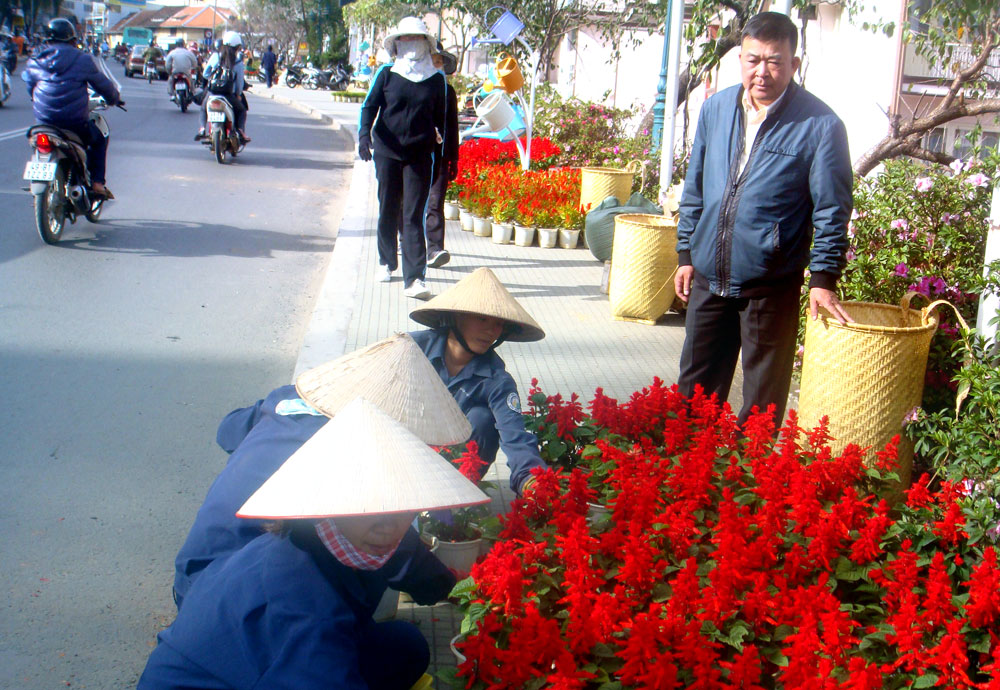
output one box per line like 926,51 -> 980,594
247,88 -> 341,130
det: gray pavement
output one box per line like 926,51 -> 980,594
249,84 -> 746,683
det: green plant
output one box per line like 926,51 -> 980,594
420,442 -> 495,543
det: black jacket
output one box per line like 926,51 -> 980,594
358,64 -> 446,161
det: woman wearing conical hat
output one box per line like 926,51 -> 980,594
140,398 -> 489,690
409,267 -> 546,495
171,333 -> 471,609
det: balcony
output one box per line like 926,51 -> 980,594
902,41 -> 1000,97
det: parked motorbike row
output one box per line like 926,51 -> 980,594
283,61 -> 352,91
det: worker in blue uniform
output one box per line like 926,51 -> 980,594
408,267 -> 547,495
172,333 -> 472,609
139,397 -> 490,690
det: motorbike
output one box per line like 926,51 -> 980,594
0,62 -> 10,108
171,72 -> 194,112
23,94 -> 125,244
283,62 -> 305,88
145,58 -> 156,83
203,93 -> 244,164
329,63 -> 352,91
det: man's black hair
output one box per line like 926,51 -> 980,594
741,11 -> 798,55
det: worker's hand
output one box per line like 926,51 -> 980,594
809,287 -> 853,325
447,160 -> 459,182
674,265 -> 695,303
358,137 -> 372,162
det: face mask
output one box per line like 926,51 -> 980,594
398,40 -> 428,61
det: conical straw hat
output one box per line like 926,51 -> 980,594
295,333 -> 471,446
237,397 -> 490,519
409,268 -> 545,342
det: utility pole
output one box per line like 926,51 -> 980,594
978,179 -> 1000,350
657,0 -> 683,206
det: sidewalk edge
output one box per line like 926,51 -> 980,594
293,159 -> 371,377
248,89 -> 341,130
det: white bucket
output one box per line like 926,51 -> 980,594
475,91 -> 515,132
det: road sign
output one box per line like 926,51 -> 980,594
204,29 -> 213,39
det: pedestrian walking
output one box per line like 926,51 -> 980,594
423,42 -> 460,269
358,16 -> 446,300
673,11 -> 854,429
139,397 -> 488,690
408,267 -> 547,495
260,44 -> 276,87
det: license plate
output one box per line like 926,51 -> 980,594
23,161 -> 57,181
176,82 -> 187,90
207,111 -> 226,123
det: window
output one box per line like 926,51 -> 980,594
924,127 -> 945,153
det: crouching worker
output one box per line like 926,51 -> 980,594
139,397 -> 489,690
408,267 -> 547,496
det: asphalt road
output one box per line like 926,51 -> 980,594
0,60 -> 353,688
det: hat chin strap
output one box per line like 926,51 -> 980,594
448,323 -> 512,355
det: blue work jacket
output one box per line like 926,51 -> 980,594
409,329 -> 544,493
141,525 -> 453,690
676,81 -> 852,297
172,385 -> 330,606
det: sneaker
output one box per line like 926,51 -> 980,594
403,279 -> 431,299
376,265 -> 392,283
427,249 -> 450,268
194,129 -> 205,141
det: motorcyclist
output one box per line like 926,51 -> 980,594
22,18 -> 123,198
165,38 -> 197,100
142,39 -> 162,76
195,31 -> 248,142
2,33 -> 17,73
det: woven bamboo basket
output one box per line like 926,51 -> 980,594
608,214 -> 678,324
797,292 -> 963,490
580,160 -> 643,212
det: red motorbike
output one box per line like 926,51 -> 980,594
171,72 -> 194,113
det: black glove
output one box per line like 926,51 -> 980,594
358,137 -> 372,162
447,159 -> 459,182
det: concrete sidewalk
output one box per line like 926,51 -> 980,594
249,84 -> 745,682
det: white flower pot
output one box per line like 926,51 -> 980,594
372,588 -> 399,621
537,227 -> 559,248
559,228 -> 581,249
423,534 -> 483,576
443,201 -> 460,220
459,209 -> 474,232
472,215 -> 492,237
451,634 -> 467,665
492,222 -> 513,244
514,224 -> 535,246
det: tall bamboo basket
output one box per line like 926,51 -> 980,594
797,292 -> 963,489
579,160 -> 642,212
608,214 -> 678,324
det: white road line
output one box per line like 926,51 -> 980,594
0,127 -> 29,142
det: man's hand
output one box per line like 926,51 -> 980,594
358,138 -> 372,162
809,287 -> 853,325
674,265 -> 695,303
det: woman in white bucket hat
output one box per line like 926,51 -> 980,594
409,267 -> 547,495
358,16 -> 447,300
140,398 -> 489,690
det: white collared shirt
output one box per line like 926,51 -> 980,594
738,88 -> 787,176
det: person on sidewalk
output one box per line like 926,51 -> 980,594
673,11 -> 853,430
423,43 -> 460,270
139,397 -> 487,690
171,334 -> 472,608
358,16 -> 446,300
409,267 -> 547,495
21,18 -> 123,198
260,44 -> 277,88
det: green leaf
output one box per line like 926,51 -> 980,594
913,673 -> 939,688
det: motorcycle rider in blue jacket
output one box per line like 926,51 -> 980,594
22,18 -> 122,198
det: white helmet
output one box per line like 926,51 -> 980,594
223,31 -> 242,48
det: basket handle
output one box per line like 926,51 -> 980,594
644,266 -> 679,314
625,159 -> 646,194
900,291 -> 970,331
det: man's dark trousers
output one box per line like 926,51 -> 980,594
374,153 -> 432,287
677,272 -> 800,429
423,161 -> 448,257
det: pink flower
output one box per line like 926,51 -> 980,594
890,219 -> 909,230
965,172 -> 991,188
914,177 -> 933,192
893,263 -> 908,277
950,159 -> 966,175
902,407 -> 920,426
846,247 -> 856,261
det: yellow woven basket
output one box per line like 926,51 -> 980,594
797,292 -> 964,489
579,161 -> 643,212
608,214 -> 678,324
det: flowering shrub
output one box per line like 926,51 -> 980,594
830,154 -> 1000,412
445,381 -> 1000,689
421,441 -> 493,543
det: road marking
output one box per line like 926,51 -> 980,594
0,127 -> 29,142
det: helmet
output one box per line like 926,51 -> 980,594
214,38 -> 223,52
222,31 -> 242,48
46,18 -> 76,43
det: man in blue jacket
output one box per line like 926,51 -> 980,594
22,18 -> 122,197
674,11 -> 853,429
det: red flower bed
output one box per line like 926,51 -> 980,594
449,381 -> 1000,689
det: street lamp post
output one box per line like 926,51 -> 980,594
650,9 -> 672,155
657,0 -> 684,206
